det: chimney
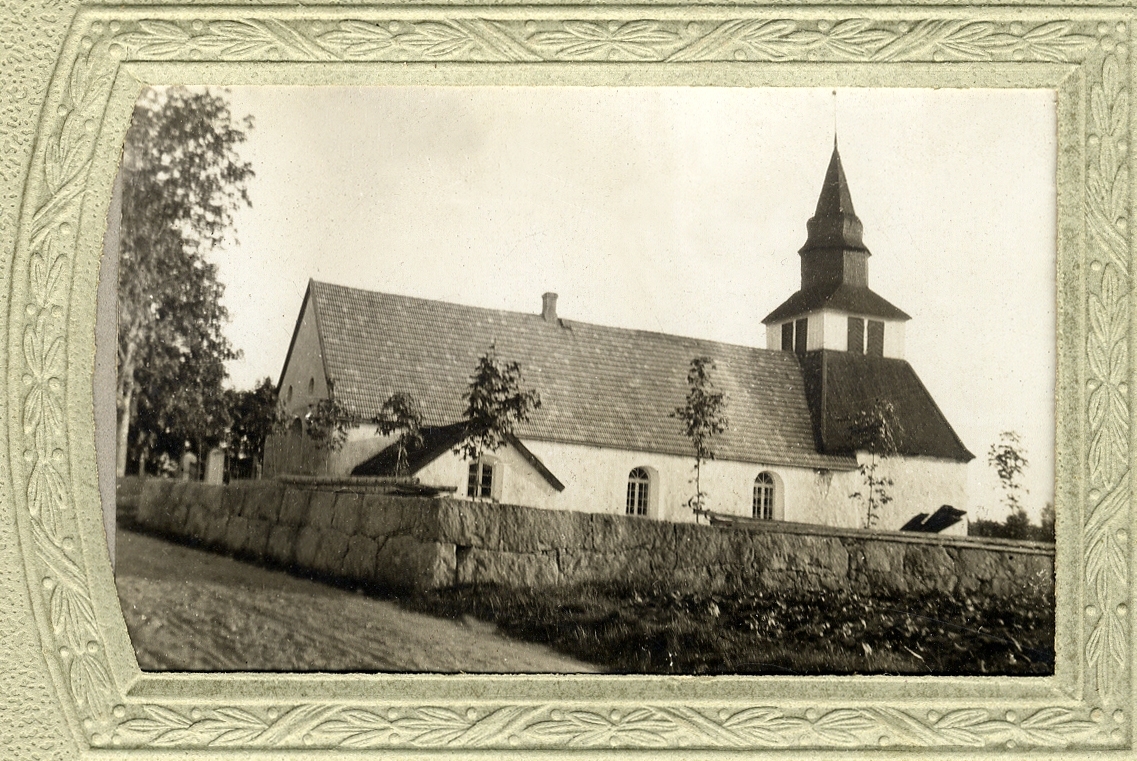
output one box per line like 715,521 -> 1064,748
541,292 -> 558,322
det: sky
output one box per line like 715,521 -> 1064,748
192,85 -> 1056,522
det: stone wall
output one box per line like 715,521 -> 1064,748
128,478 -> 1054,599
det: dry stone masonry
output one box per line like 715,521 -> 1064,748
128,478 -> 1054,599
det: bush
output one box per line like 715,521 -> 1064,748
969,515 -> 1054,542
404,581 -> 1054,676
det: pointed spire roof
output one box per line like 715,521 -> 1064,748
799,139 -> 869,254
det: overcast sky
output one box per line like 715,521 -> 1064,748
197,85 -> 1056,521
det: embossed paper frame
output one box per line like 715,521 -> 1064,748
1,1 -> 1132,757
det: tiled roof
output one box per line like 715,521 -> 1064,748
305,280 -> 857,471
763,282 -> 911,324
798,350 -> 974,463
351,423 -> 468,477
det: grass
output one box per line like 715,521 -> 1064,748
404,581 -> 1055,675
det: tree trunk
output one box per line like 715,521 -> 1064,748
116,383 -> 133,477
116,338 -> 138,478
694,458 -> 702,523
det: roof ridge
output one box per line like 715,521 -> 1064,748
310,278 -> 786,357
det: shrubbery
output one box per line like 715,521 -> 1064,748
407,581 -> 1054,676
969,502 -> 1055,542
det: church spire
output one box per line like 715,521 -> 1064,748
800,140 -> 868,255
762,139 -> 910,355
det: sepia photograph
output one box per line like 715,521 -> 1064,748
110,84 -> 1057,675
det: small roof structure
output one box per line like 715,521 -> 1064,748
351,423 -> 566,490
763,282 -> 910,325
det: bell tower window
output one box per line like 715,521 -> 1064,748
867,320 -> 885,356
794,318 -> 808,354
847,316 -> 864,353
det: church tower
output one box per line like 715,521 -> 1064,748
763,140 -> 910,357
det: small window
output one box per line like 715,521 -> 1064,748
626,467 -> 649,516
867,320 -> 885,356
794,318 -> 808,355
308,377 -> 315,394
781,322 -> 794,352
847,316 -> 864,354
753,472 -> 775,520
467,460 -> 495,499
286,385 -> 293,403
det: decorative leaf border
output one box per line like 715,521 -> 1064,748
7,6 -> 1130,752
105,703 -> 1113,750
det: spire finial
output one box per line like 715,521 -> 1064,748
832,89 -> 838,149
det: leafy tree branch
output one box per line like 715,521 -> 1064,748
374,392 -> 425,477
455,345 -> 541,463
671,357 -> 728,521
846,399 -> 901,530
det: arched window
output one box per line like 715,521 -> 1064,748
286,385 -> 293,403
753,472 -> 776,520
626,467 -> 649,516
308,377 -> 315,394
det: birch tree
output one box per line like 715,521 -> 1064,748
116,87 -> 253,475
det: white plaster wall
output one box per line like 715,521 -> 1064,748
803,310 -> 824,351
279,297 -> 330,416
856,453 -> 970,535
764,314 -> 825,353
522,443 -> 968,533
883,319 -> 906,358
818,310 -> 847,351
321,431 -> 969,534
804,310 -> 907,357
415,443 -> 561,505
765,323 -> 782,351
505,440 -> 875,526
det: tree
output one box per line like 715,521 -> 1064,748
455,346 -> 541,462
223,377 -> 286,479
846,399 -> 901,530
304,397 -> 351,452
116,86 -> 254,476
374,392 -> 425,477
968,503 -> 1053,542
1040,501 -> 1055,542
989,430 -> 1029,527
129,339 -> 234,473
671,357 -> 728,521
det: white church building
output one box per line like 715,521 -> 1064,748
265,142 -> 974,534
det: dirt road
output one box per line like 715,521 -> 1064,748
115,529 -> 599,673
